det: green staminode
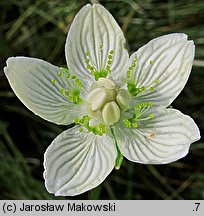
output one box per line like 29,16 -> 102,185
85,49 -> 115,81
123,102 -> 154,128
127,81 -> 146,96
91,69 -> 110,81
51,67 -> 83,104
75,116 -> 107,136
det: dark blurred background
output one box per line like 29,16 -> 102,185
0,0 -> 203,199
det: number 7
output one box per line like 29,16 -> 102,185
195,203 -> 200,211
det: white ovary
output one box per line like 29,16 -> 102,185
87,77 -> 131,126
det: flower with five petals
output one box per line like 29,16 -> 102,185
4,4 -> 200,196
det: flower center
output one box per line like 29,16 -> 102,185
87,77 -> 131,126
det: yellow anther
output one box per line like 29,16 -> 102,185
149,133 -> 155,138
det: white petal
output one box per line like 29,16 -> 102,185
65,4 -> 129,89
130,33 -> 195,106
4,57 -> 85,125
113,108 -> 200,164
44,126 -> 117,196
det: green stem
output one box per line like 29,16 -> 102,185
115,146 -> 123,170
110,127 -> 123,170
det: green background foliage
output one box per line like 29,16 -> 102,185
0,0 -> 203,199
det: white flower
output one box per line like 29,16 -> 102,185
4,4 -> 200,196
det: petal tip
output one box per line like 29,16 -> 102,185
4,57 -> 15,73
191,123 -> 201,143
